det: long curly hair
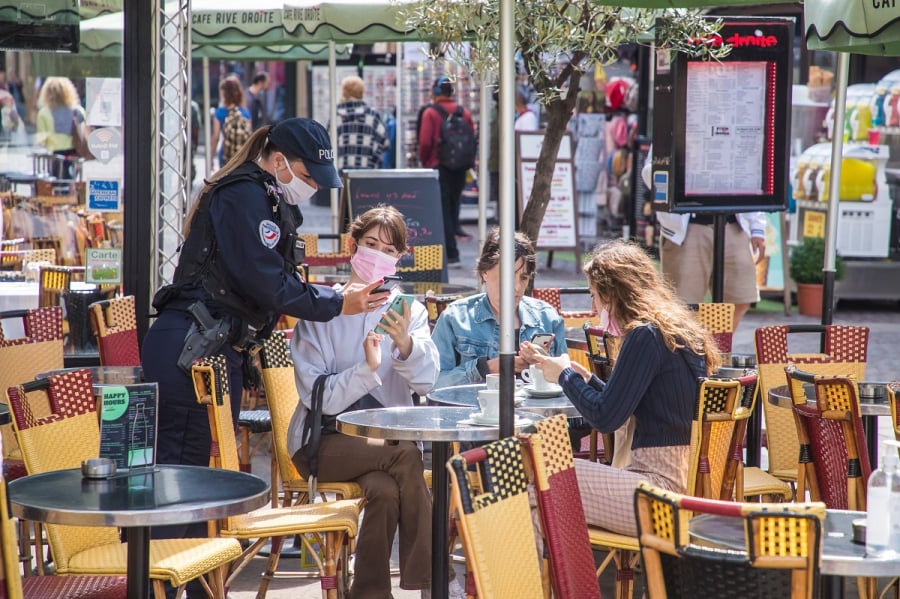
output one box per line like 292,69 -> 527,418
583,239 -> 721,375
38,77 -> 79,109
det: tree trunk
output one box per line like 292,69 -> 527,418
519,93 -> 578,243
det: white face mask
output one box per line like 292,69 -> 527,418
277,160 -> 317,205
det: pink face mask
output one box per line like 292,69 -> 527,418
350,245 -> 398,283
599,308 -> 624,337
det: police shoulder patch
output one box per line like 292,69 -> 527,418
259,220 -> 280,249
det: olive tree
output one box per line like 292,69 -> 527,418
402,1 -> 728,242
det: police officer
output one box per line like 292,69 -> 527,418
142,119 -> 386,590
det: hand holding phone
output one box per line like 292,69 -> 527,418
374,294 -> 414,334
530,333 -> 554,354
374,277 -> 402,294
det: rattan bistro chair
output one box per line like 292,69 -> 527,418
0,306 -> 65,575
192,356 -> 362,599
260,331 -> 363,506
531,287 -> 596,329
0,466 -> 128,599
397,244 -> 444,282
6,369 -> 242,599
299,233 -> 352,268
88,296 -> 140,367
519,415 -> 602,599
755,324 -> 870,484
447,437 -> 544,599
784,367 -> 872,511
634,482 -> 824,599
689,302 -> 736,355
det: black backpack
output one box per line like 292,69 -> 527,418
432,104 -> 476,171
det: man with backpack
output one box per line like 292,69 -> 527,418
417,76 -> 476,266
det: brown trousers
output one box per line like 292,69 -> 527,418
293,434 -> 432,599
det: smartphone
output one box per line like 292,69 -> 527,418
374,277 -> 402,294
374,294 -> 415,334
530,333 -> 554,354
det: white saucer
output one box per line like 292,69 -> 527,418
464,412 -> 531,427
524,384 -> 564,398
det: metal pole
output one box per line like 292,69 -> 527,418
478,76 -> 491,252
498,0 -> 515,439
822,52 -> 849,326
202,57 -> 212,174
329,42 -> 340,235
396,43 -> 405,168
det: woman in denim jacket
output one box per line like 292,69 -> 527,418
431,228 -> 566,389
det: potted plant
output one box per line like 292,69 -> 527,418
789,236 -> 845,316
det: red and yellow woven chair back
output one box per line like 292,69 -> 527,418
755,324 -> 869,482
397,244 -> 444,282
785,367 -> 871,511
686,376 -> 752,501
520,415 -> 601,599
89,296 -> 140,367
0,307 -> 64,465
635,482 -> 824,599
532,287 -> 596,329
299,233 -> 352,267
447,437 -> 543,599
691,302 -> 735,354
6,370 -> 121,569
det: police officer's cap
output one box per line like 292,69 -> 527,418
269,118 -> 343,189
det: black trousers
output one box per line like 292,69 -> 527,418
438,166 -> 467,262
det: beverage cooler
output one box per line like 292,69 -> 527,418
792,142 -> 893,259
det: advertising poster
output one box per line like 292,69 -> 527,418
99,382 -> 158,470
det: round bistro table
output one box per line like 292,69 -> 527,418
8,465 -> 269,599
428,383 -> 581,418
691,509 -> 900,598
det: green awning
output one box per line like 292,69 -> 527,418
805,0 -> 900,56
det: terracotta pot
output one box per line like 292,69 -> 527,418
796,283 -> 823,317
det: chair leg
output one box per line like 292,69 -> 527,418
238,426 -> 252,473
270,437 -> 279,508
17,519 -> 33,577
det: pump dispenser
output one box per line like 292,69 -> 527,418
866,439 -> 900,557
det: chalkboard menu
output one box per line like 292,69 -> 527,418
344,169 -> 447,283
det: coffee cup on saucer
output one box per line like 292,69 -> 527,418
521,365 -> 551,391
485,373 -> 500,390
476,389 -> 500,421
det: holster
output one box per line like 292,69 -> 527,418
176,302 -> 231,373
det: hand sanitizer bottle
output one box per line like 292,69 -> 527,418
866,440 -> 900,557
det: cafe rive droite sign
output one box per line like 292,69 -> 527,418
191,2 -> 285,45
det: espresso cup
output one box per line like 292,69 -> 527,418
485,373 -> 500,390
476,389 -> 500,420
521,365 -> 551,391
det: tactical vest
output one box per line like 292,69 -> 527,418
153,162 -> 303,334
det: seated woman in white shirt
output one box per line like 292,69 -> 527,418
286,205 -> 440,599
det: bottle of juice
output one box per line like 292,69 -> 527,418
872,86 -> 887,127
854,101 -> 872,141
